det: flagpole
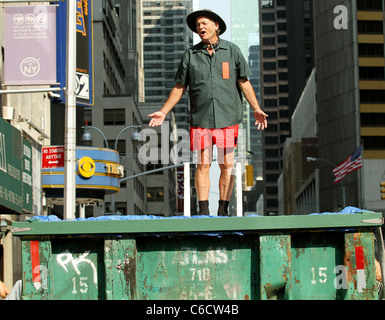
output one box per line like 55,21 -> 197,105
332,145 -> 363,209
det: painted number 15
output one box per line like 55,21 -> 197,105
72,276 -> 89,294
311,267 -> 327,284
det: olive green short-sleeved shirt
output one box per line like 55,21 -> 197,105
174,39 -> 252,129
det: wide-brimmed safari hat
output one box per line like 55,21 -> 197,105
186,9 -> 227,35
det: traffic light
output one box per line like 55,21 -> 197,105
380,182 -> 385,200
246,165 -> 254,187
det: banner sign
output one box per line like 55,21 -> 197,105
56,0 -> 94,106
0,119 -> 22,213
4,5 -> 57,85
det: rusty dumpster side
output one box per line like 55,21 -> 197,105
12,210 -> 383,300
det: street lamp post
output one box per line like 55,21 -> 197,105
63,0 -> 77,220
81,125 -> 141,215
306,157 -> 346,208
110,125 -> 141,215
81,124 -> 109,148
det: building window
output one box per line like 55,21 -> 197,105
147,187 -> 164,202
266,174 -> 279,183
278,47 -> 287,56
266,136 -> 279,144
277,23 -> 287,31
262,24 -> 275,33
263,62 -> 276,70
277,10 -> 286,19
278,72 -> 288,81
266,149 -> 279,157
279,109 -> 289,117
362,136 -> 385,149
266,161 -> 279,170
359,66 -> 385,80
357,0 -> 383,10
360,90 -> 385,103
358,43 -> 384,57
263,37 -> 276,45
361,113 -> 385,126
357,20 -> 384,34
267,186 -> 278,194
107,139 -> 126,155
264,74 -> 277,82
103,109 -> 125,126
264,86 -> 277,95
279,122 -> 290,131
278,59 -> 287,68
267,111 -> 278,120
277,35 -> 287,43
264,99 -> 278,107
263,49 -> 276,58
146,163 -> 165,175
262,12 -> 275,21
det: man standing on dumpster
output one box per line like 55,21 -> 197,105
148,9 -> 268,216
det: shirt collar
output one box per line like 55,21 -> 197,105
192,38 -> 229,53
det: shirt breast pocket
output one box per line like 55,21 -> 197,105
222,62 -> 230,79
220,61 -> 236,80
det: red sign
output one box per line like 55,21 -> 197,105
42,146 -> 65,168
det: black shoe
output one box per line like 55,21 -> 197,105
217,200 -> 229,216
198,200 -> 210,215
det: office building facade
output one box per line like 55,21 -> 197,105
259,0 -> 314,214
315,0 -> 385,213
142,0 -> 193,131
259,0 -> 290,214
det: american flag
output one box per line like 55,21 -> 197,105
333,145 -> 363,184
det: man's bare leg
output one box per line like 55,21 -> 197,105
218,147 -> 234,215
195,147 -> 213,214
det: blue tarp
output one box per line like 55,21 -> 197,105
308,206 -> 369,215
27,206 -> 370,223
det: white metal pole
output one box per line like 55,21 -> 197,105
184,162 -> 190,217
79,204 -> 85,219
236,162 -> 243,217
63,0 -> 77,220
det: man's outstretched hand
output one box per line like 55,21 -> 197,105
148,111 -> 166,127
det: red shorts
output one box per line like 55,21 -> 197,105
190,124 -> 239,151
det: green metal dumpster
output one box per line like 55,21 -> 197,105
12,207 -> 383,300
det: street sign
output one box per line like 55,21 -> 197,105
42,146 -> 64,168
56,0 -> 94,107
